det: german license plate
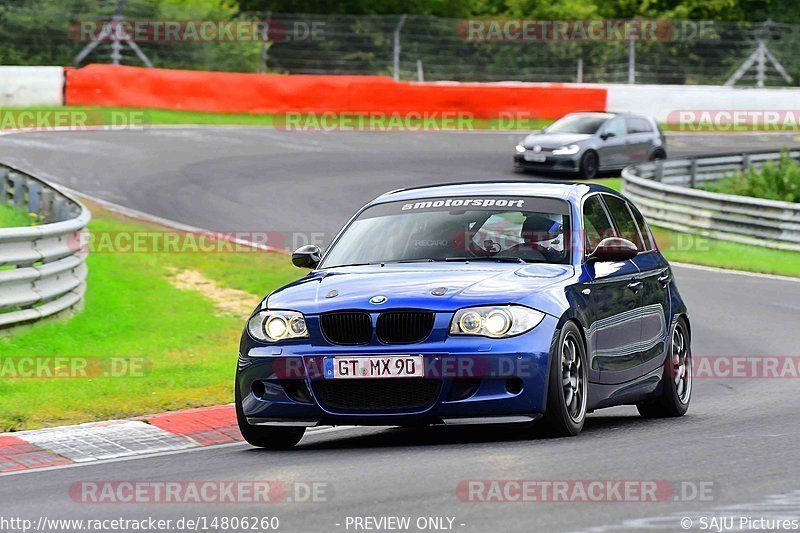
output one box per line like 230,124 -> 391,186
524,153 -> 546,162
324,355 -> 424,379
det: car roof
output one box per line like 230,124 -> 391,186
563,111 -> 617,120
563,111 -> 650,120
370,180 -> 623,206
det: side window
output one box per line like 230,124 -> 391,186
603,195 -> 645,251
629,203 -> 656,251
582,195 -> 615,253
604,119 -> 626,138
625,118 -> 639,134
636,118 -> 653,133
626,117 -> 653,134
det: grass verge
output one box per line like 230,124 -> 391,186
0,203 -> 31,228
0,202 -> 302,431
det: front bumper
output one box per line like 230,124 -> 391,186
236,314 -> 558,427
514,152 -> 581,172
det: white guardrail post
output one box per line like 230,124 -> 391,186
622,150 -> 800,252
0,163 -> 91,330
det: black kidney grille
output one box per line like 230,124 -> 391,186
320,312 -> 372,345
313,379 -> 441,411
377,311 -> 435,344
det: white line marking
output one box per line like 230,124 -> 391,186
0,426 -> 358,478
672,261 -> 800,283
17,420 -> 196,463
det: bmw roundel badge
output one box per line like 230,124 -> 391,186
369,295 -> 387,304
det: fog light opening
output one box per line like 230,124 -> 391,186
280,379 -> 313,404
251,380 -> 266,399
448,379 -> 481,401
505,378 -> 524,395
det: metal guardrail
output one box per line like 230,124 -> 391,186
622,150 -> 800,252
0,164 -> 90,329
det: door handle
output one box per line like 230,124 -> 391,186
658,274 -> 671,286
627,280 -> 643,292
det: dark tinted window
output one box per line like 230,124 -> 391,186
603,195 -> 645,250
625,117 -> 654,134
582,195 -> 615,252
629,204 -> 655,251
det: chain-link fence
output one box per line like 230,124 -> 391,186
2,0 -> 800,86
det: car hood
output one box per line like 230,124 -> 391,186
266,263 -> 575,315
523,133 -> 592,149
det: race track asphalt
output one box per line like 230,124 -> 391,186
0,128 -> 799,532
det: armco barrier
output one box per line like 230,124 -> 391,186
65,64 -> 607,119
622,150 -> 800,251
0,164 -> 90,329
0,66 -> 65,107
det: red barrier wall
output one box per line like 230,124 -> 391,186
65,64 -> 607,119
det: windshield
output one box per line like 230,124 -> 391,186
320,196 -> 572,268
545,115 -> 607,134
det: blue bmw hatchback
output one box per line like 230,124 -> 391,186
236,182 -> 691,448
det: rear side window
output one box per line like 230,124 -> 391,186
625,117 -> 654,134
603,195 -> 646,251
629,204 -> 656,251
582,195 -> 615,253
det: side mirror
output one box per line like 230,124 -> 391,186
292,245 -> 322,269
600,131 -> 615,140
588,237 -> 638,262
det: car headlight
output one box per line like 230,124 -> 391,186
515,144 -> 526,153
450,305 -> 545,338
552,144 -> 580,155
248,310 -> 309,342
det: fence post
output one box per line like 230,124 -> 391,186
392,14 -> 408,82
689,159 -> 698,188
39,189 -> 54,222
627,34 -> 635,84
259,11 -> 272,73
654,160 -> 663,182
742,153 -> 751,172
9,172 -> 25,208
0,168 -> 7,202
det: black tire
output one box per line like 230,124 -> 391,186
542,321 -> 588,437
513,159 -> 527,174
235,381 -> 305,449
637,317 -> 691,418
578,151 -> 599,180
649,149 -> 667,161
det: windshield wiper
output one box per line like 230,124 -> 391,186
445,256 -> 527,263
